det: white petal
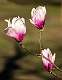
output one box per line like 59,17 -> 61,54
42,49 -> 48,59
52,53 -> 56,63
46,48 -> 53,61
13,17 -> 26,34
5,19 -> 9,22
36,6 -> 46,15
42,6 -> 46,15
5,17 -> 26,35
42,54 -> 49,67
36,6 -> 42,10
29,19 -> 34,25
12,17 -> 18,28
47,48 -> 52,55
31,8 -> 36,17
18,16 -> 20,18
21,17 -> 25,24
12,17 -> 17,23
35,7 -> 43,20
42,48 -> 52,61
5,19 -> 11,28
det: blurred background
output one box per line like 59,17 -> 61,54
0,0 -> 62,80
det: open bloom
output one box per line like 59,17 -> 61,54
4,16 -> 26,42
41,48 -> 55,72
30,6 -> 46,29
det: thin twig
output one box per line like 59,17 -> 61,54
39,30 -> 43,51
50,71 -> 56,77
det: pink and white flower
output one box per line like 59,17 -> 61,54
30,6 -> 46,29
4,16 -> 26,42
41,48 -> 55,72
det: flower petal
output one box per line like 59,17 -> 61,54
41,48 -> 56,72
31,8 -> 36,17
30,6 -> 46,29
5,16 -> 26,42
5,19 -> 11,27
21,17 -> 25,24
52,53 -> 56,63
29,19 -> 35,25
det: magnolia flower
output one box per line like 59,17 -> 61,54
4,16 -> 26,42
30,6 -> 46,29
41,48 -> 55,72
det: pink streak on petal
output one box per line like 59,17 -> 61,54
6,28 -> 17,39
35,20 -> 45,29
15,33 -> 25,42
6,28 -> 25,42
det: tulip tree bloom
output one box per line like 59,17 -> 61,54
30,6 -> 46,29
4,16 -> 26,42
41,48 -> 55,72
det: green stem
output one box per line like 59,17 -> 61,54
40,30 -> 43,51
